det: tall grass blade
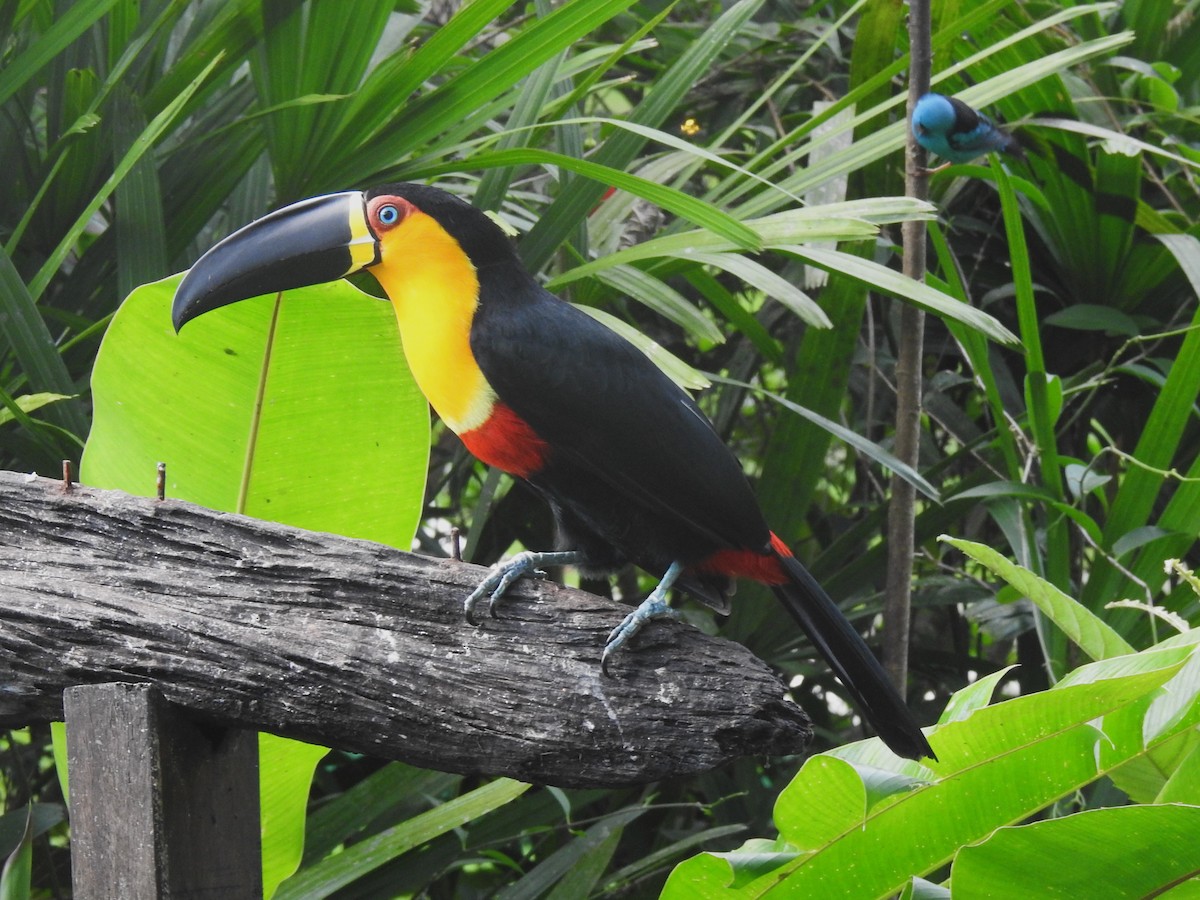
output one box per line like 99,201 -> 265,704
0,247 -> 87,436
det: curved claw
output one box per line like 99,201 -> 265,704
600,599 -> 682,675
600,560 -> 684,676
463,550 -> 583,625
912,161 -> 951,176
463,556 -> 530,625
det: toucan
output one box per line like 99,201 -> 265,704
172,183 -> 936,761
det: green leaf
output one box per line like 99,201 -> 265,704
28,53 -> 224,301
81,274 -> 430,894
942,536 -> 1135,660
336,0 -> 519,145
253,0 -> 395,197
685,268 -> 782,362
1024,372 -> 1064,428
548,215 -> 878,281
551,199 -> 1014,365
577,306 -> 710,391
111,86 -> 168,300
275,779 -> 530,900
1111,525 -> 1173,559
779,244 -> 1018,345
1064,462 -> 1111,501
302,764 -> 460,866
1086,233 -> 1200,611
663,838 -> 799,898
484,115 -> 807,210
1034,117 -> 1200,173
472,37 -> 567,213
729,28 -> 1134,222
0,0 -> 120,107
605,823 -> 750,896
591,265 -> 724,344
0,393 -> 73,427
552,201 -> 927,282
542,822 -> 625,900
501,808 -> 642,900
1157,741 -> 1200,805
261,736 -> 330,899
667,638 -> 1197,899
428,147 -> 759,249
49,723 -> 69,801
684,252 -> 829,328
324,0 -> 642,190
0,806 -> 31,900
141,0 -> 263,117
950,481 -> 1056,503
1043,304 -> 1141,335
81,275 -> 429,546
1141,637 -> 1200,744
734,382 -> 939,501
749,651 -> 1190,897
0,805 -> 62,862
0,245 -> 88,437
1110,728 -> 1200,803
519,0 -> 766,270
951,804 -> 1200,898
938,666 -> 1017,725
776,756 -> 925,851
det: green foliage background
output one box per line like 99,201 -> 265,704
3,0 -> 1200,896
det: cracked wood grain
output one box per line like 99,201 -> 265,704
0,471 -> 811,787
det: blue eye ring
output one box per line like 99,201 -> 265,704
378,204 -> 399,225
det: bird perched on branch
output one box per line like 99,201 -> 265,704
912,92 -> 1023,168
172,183 -> 935,761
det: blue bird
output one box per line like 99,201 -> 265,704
911,93 -> 1022,167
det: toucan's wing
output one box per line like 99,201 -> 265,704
469,279 -> 769,553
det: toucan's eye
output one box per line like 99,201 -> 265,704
378,205 -> 399,225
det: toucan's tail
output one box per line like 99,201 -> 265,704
770,551 -> 936,761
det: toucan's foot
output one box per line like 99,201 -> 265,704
464,550 -> 583,624
601,561 -> 684,675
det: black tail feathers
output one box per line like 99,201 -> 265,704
771,553 -> 936,761
1002,129 -> 1027,162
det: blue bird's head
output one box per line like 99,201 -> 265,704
913,93 -> 958,136
911,92 -> 1021,166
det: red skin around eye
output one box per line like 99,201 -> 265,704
366,196 -> 418,232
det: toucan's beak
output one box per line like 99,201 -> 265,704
172,191 -> 379,332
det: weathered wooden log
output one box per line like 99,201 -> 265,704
0,471 -> 810,787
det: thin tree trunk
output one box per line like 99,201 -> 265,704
883,0 -> 932,690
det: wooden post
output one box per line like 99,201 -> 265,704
64,683 -> 261,899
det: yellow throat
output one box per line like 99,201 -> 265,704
368,211 -> 496,434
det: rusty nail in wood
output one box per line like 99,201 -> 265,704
156,462 -> 166,501
451,527 -> 462,562
62,460 -> 72,491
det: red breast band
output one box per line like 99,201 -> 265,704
460,402 -> 550,478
